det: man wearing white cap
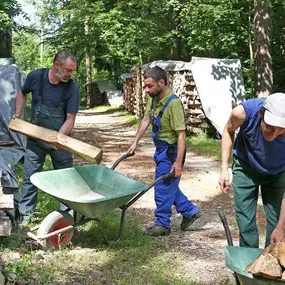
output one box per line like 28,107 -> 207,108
219,93 -> 285,248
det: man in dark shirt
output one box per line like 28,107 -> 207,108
14,50 -> 80,226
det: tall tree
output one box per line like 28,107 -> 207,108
253,0 -> 272,98
0,0 -> 21,57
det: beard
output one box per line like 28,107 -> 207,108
56,68 -> 70,83
149,87 -> 162,98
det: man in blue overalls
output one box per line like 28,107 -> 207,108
14,50 -> 80,226
128,66 -> 200,236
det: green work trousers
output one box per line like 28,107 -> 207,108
232,157 -> 285,248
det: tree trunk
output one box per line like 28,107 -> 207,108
85,19 -> 91,107
86,54 -> 91,107
0,28 -> 12,58
170,6 -> 182,60
253,0 -> 272,98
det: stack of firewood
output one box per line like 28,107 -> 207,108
123,67 -> 216,135
0,182 -> 13,236
246,241 -> 285,280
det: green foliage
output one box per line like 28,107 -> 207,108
187,133 -> 221,160
9,0 -> 285,98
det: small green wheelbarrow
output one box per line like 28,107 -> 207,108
28,153 -> 174,248
224,246 -> 284,285
219,212 -> 283,285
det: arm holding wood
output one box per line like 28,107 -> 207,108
270,194 -> 285,244
59,113 -> 76,135
14,90 -> 27,118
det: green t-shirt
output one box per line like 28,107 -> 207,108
145,90 -> 185,144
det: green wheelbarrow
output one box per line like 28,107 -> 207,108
224,246 -> 284,285
28,153 -> 174,248
219,212 -> 283,285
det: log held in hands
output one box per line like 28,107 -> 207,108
8,118 -> 103,164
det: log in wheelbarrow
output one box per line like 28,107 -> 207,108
28,153 -> 174,248
219,212 -> 281,285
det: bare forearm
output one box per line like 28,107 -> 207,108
176,131 -> 186,165
221,129 -> 235,171
276,194 -> 285,231
133,117 -> 150,143
15,90 -> 27,117
59,114 -> 76,135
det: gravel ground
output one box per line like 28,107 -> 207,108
72,110 -> 241,285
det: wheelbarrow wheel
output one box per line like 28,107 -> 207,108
37,211 -> 74,248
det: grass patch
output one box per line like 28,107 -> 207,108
4,211 -> 200,285
187,133 -> 221,160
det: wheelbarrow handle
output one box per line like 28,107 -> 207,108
218,211 -> 233,246
111,152 -> 135,170
146,172 -> 176,190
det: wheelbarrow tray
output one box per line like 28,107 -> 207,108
224,246 -> 284,284
31,164 -> 147,219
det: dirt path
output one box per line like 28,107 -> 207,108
73,109 -> 238,285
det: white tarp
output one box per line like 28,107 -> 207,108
141,60 -> 193,72
190,58 -> 245,135
95,80 -> 123,106
0,59 -> 26,189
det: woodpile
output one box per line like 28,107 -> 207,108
123,65 -> 216,136
246,241 -> 285,281
0,182 -> 13,236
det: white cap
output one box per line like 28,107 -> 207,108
263,93 -> 285,128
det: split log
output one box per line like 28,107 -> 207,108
268,241 -> 285,267
0,212 -> 12,236
8,118 -> 102,164
246,242 -> 285,280
0,185 -> 13,236
258,254 -> 282,279
246,253 -> 282,280
0,185 -> 14,211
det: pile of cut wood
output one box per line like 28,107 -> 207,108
124,68 -> 216,135
246,242 -> 285,281
0,183 -> 13,236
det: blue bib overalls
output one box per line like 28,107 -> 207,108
151,95 -> 198,228
19,69 -> 73,216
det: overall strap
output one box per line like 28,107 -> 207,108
59,79 -> 73,107
157,94 -> 179,119
38,68 -> 48,103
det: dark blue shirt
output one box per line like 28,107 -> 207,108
233,98 -> 285,174
21,68 -> 80,118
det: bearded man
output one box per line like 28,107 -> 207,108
14,50 -> 80,226
128,66 -> 200,236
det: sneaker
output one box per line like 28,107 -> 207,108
144,225 -> 171,237
181,211 -> 201,231
19,214 -> 32,227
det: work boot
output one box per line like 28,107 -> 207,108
181,211 -> 201,231
144,225 -> 171,237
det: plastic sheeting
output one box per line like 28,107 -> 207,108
0,60 -> 26,149
190,58 -> 245,135
140,60 -> 193,72
94,80 -> 123,106
0,59 -> 26,188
